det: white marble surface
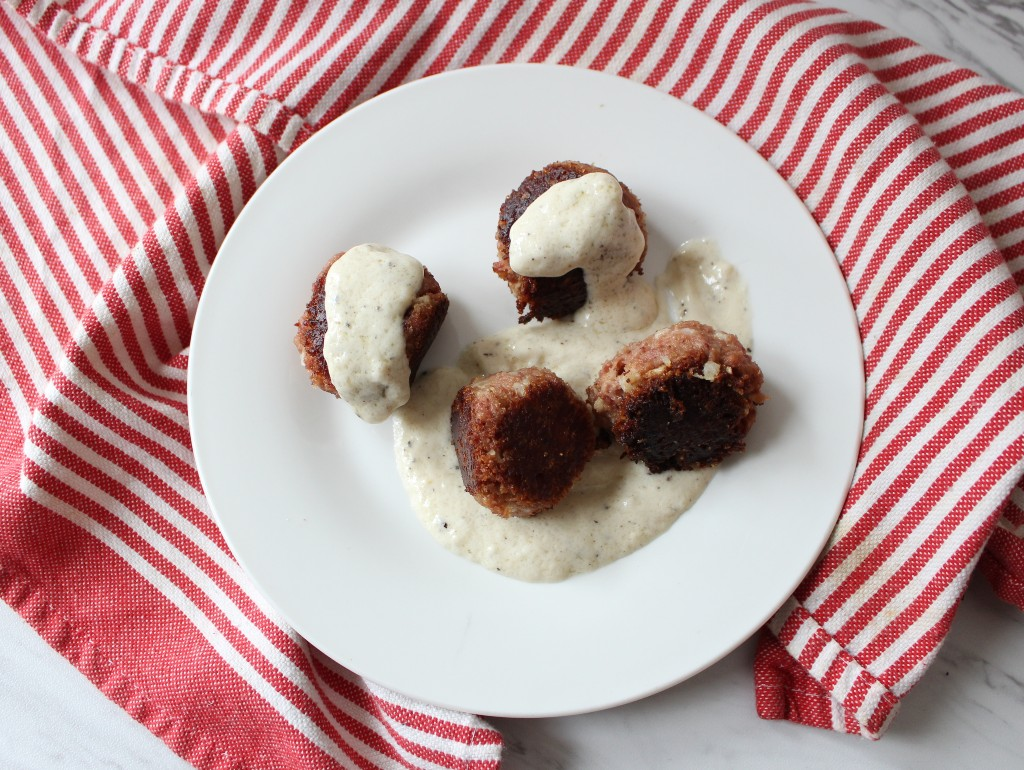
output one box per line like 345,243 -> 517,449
3,1 -> 1022,768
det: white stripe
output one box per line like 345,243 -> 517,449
100,0 -> 135,43
938,113 -> 1024,173
832,437 -> 1015,649
160,2 -> 205,67
75,275 -> 192,414
178,1 -> 237,71
861,258 -> 1010,446
854,681 -> 891,737
0,174 -> 80,354
839,144 -> 958,313
758,58 -> 884,176
344,0 -> 459,112
1,53 -> 129,296
481,0 -> 539,62
513,0 -> 569,63
387,0 -> 479,83
851,564 -> 969,684
568,0 -> 628,68
781,75 -> 883,198
531,0 -> 603,64
807,338 -> 1024,613
603,3 -> 660,75
275,1 -> 385,120
202,0 -> 270,78
654,0 -> 751,101
364,680 -> 500,763
807,635 -> 841,681
627,0 -> 695,85
435,0 -> 508,69
730,23 -> 889,148
868,58 -> 955,104
259,2 -> 378,96
818,114 -> 926,242
0,346 -> 34,431
50,367 -> 207,510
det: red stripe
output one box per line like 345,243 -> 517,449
841,670 -> 872,734
463,0 -> 520,66
844,147 -> 946,298
375,0 -> 465,93
496,2 -> 554,64
21,440 -> 409,768
648,0 -> 712,90
250,1 -> 367,106
860,217 -> 989,387
1,36 -> 127,279
291,2 -> 404,118
734,18 -> 879,142
833,393 -> 1023,646
875,52 -> 956,88
617,0 -> 679,78
529,0 -> 587,63
589,0 -> 645,71
854,34 -> 919,64
914,85 -> 1012,127
890,64 -> 977,105
0,173 -> 76,371
774,602 -> 810,646
210,0 -> 290,84
4,487 -> 356,770
560,0 -> 617,66
422,0 -> 491,75
811,101 -> 907,234
847,157 -> 953,312
795,626 -> 831,669
963,157 -> 1024,195
945,117 -> 1024,170
861,264 -> 1013,453
876,600 -> 959,686
692,0 -> 803,115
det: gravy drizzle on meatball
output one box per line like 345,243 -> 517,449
493,161 -> 649,324
508,172 -> 652,331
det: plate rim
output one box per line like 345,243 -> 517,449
188,62 -> 865,718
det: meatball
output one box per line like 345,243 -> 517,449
493,161 -> 647,323
451,367 -> 597,518
293,250 -> 449,396
587,321 -> 766,472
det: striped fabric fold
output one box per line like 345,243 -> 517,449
2,0 -> 1022,765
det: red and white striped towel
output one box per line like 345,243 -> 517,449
1,0 -> 1022,766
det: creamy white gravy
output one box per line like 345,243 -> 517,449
323,243 -> 424,423
393,238 -> 751,582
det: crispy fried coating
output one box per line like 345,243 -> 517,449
451,367 -> 597,518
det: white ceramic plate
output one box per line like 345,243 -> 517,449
188,64 -> 863,718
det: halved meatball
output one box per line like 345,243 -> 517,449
587,321 -> 765,472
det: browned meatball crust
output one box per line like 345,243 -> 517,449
451,367 -> 597,518
293,251 -> 449,396
493,161 -> 647,323
587,321 -> 766,473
